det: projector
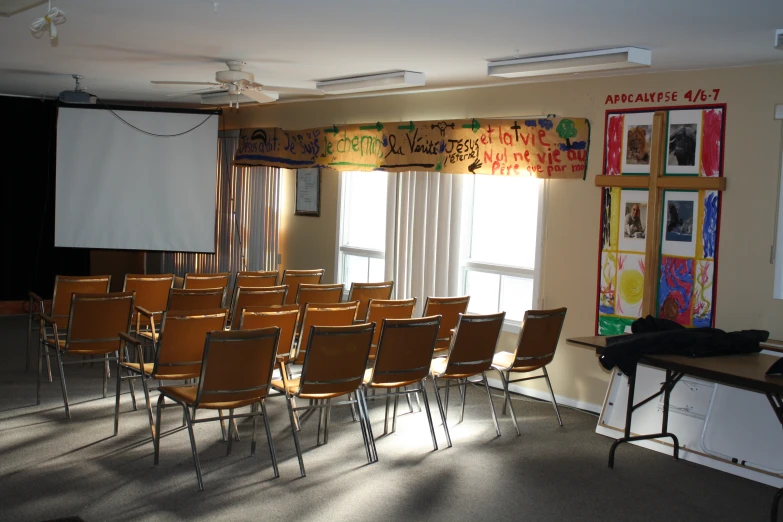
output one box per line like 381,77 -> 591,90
59,90 -> 97,104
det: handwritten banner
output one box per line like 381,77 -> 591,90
234,117 -> 590,179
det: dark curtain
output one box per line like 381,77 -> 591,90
0,96 -> 90,301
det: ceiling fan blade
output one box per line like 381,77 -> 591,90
262,85 -> 325,96
166,88 -> 226,99
151,81 -> 220,86
242,89 -> 279,104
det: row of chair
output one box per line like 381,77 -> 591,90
29,272 -> 568,490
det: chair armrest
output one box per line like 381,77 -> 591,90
135,306 -> 154,318
119,332 -> 142,346
36,312 -> 55,325
29,291 -> 43,304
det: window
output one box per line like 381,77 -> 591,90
337,171 -> 389,286
774,105 -> 783,299
460,175 -> 545,326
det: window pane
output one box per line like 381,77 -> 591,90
342,171 -> 387,251
369,257 -> 385,282
470,176 -> 540,268
465,270 -> 500,314
343,254 -> 369,285
500,276 -> 534,322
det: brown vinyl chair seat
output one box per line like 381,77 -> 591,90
120,361 -> 198,382
158,385 -> 259,410
362,367 -> 420,389
491,351 -> 547,373
270,377 -> 351,400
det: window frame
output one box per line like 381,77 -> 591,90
459,176 -> 548,332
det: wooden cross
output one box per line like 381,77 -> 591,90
594,111 -> 727,317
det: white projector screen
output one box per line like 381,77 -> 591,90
55,107 -> 219,252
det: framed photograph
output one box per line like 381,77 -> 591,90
666,109 -> 702,175
295,168 -> 321,217
661,190 -> 699,258
621,112 -> 654,174
618,189 -> 649,253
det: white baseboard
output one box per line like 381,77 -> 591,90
485,376 -> 602,414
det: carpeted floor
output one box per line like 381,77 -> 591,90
0,315 -> 778,521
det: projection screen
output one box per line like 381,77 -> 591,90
55,107 -> 219,252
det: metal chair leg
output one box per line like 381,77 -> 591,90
153,393 -> 165,465
55,351 -> 70,419
392,388 -> 400,433
324,398 -> 332,444
431,377 -> 452,448
358,388 -> 378,463
286,397 -> 306,477
102,354 -> 109,398
543,367 -> 563,426
250,403 -> 258,455
226,408 -> 235,456
260,400 -> 279,478
420,382 -> 438,451
502,370 -> 510,414
481,372 -> 501,437
459,378 -> 467,424
384,389 -> 391,435
355,387 -> 373,464
26,308 -> 33,373
140,372 -> 156,440
182,405 -> 204,491
114,361 -> 123,435
36,339 -> 43,405
498,370 -> 520,436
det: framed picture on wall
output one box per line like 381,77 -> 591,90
295,168 -> 321,217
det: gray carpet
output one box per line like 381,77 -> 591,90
0,315 -> 777,521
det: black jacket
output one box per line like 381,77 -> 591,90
599,316 -> 768,376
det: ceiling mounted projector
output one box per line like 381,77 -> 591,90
59,74 -> 96,104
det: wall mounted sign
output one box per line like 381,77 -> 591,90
234,117 -> 591,179
295,168 -> 320,217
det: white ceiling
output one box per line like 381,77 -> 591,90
1,0 -> 782,106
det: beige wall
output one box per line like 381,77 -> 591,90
225,64 -> 783,407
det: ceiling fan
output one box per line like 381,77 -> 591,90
151,60 -> 323,106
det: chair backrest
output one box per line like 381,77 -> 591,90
369,316 -> 441,386
153,309 -> 229,379
194,327 -> 280,408
239,305 -> 300,360
280,269 -> 324,305
423,296 -> 471,350
235,270 -> 279,287
167,288 -> 226,312
295,301 -> 359,364
230,286 -> 289,327
229,271 -> 280,315
295,283 -> 344,316
348,281 -> 394,321
513,308 -> 567,369
297,323 -> 374,397
443,312 -> 505,377
64,292 -> 135,354
183,272 -> 231,290
365,298 -> 417,354
51,275 -> 112,329
123,273 -> 174,318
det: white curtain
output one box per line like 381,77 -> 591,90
160,133 -> 280,279
387,171 -> 464,315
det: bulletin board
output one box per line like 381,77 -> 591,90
595,105 -> 726,335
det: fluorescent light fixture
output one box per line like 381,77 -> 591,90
316,70 -> 425,94
487,47 -> 651,78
